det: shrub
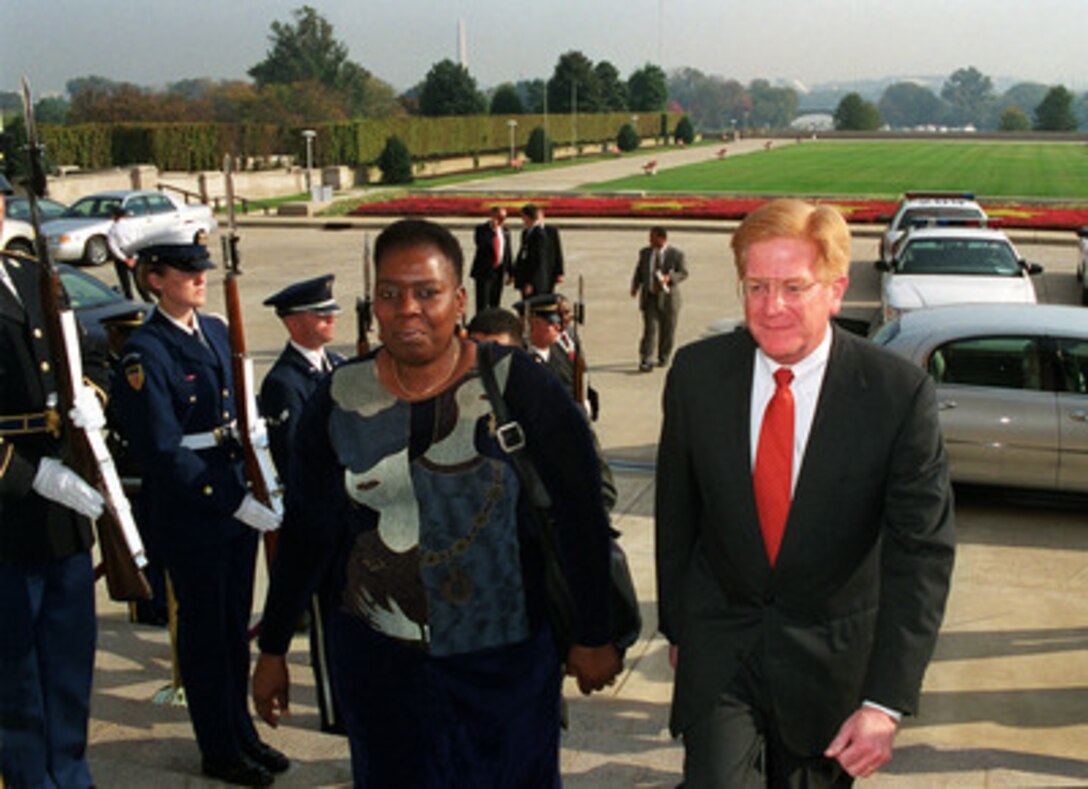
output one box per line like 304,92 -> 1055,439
525,126 -> 553,163
616,122 -> 641,152
377,135 -> 413,184
674,116 -> 695,145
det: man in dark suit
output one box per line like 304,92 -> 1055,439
469,207 -> 512,315
514,204 -> 564,297
1,197 -> 104,787
655,199 -> 955,786
260,274 -> 345,735
630,225 -> 688,372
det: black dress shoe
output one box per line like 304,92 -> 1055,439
201,756 -> 274,786
241,741 -> 290,774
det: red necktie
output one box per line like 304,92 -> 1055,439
493,228 -> 503,268
754,367 -> 794,566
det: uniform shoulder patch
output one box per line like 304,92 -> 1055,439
125,362 -> 145,391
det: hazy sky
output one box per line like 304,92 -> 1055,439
3,0 -> 1086,97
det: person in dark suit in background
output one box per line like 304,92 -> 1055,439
260,274 -> 345,735
1,194 -> 104,788
514,204 -> 564,297
469,207 -> 512,315
655,198 -> 955,786
631,226 -> 688,372
114,244 -> 286,786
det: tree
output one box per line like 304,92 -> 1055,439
548,51 -> 601,113
616,122 -> 641,152
516,79 -> 545,113
1033,85 -> 1078,131
628,64 -> 668,112
248,5 -> 380,117
1000,83 -> 1049,116
941,66 -> 995,128
33,96 -> 69,124
747,79 -> 798,129
674,116 -> 695,144
997,107 -> 1030,132
878,82 -> 944,129
595,61 -> 628,112
833,92 -> 883,131
525,126 -> 553,163
418,59 -> 485,116
377,135 -> 413,184
489,83 -> 524,115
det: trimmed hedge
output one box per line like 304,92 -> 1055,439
39,112 -> 682,172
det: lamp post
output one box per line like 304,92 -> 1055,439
301,129 -> 317,197
506,119 -> 518,165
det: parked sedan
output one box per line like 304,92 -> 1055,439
876,226 -> 1042,324
873,303 -> 1088,493
878,191 -> 987,264
45,190 -> 217,266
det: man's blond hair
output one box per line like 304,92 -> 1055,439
731,198 -> 851,282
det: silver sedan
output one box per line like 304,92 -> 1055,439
873,303 -> 1088,493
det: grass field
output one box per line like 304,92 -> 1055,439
587,141 -> 1088,200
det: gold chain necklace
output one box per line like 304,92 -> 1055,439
390,340 -> 462,399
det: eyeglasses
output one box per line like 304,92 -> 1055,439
741,278 -> 822,304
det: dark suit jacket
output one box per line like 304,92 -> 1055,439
470,221 -> 513,282
655,325 -> 955,756
259,343 -> 344,483
0,252 -> 91,563
631,245 -> 688,313
514,224 -> 563,294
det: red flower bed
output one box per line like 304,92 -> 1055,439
348,194 -> 1088,231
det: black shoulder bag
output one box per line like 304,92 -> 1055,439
476,343 -> 641,654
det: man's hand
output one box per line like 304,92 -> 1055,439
824,705 -> 898,778
565,644 -> 622,695
252,653 -> 290,727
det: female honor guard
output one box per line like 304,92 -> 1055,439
113,244 -> 286,787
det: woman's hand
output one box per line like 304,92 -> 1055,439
565,644 -> 622,695
252,653 -> 290,727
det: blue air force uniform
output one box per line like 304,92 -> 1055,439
1,250 -> 96,788
111,246 -> 267,775
259,274 -> 346,734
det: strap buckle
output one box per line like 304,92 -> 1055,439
495,420 -> 526,454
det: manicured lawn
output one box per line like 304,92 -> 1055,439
587,141 -> 1088,200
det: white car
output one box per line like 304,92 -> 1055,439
877,226 -> 1042,324
879,192 -> 987,264
44,190 -> 217,266
2,215 -> 36,256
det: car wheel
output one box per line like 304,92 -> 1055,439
4,239 -> 34,257
83,235 -> 109,266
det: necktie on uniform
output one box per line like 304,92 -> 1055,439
492,228 -> 503,269
754,367 -> 794,566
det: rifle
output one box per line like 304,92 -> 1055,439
571,276 -> 587,405
220,154 -> 284,543
20,78 -> 150,601
356,231 -> 372,354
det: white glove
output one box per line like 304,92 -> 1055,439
234,493 -> 281,533
69,386 -> 106,431
32,457 -> 105,519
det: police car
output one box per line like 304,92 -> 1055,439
879,192 -> 988,264
876,222 -> 1042,325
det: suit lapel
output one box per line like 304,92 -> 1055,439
779,327 -> 864,564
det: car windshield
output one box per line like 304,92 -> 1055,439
6,197 -> 67,221
899,206 -> 985,229
897,239 -> 1021,276
63,196 -> 124,219
59,268 -> 122,309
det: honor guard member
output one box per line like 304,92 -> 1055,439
259,274 -> 345,735
113,244 -> 287,787
1,210 -> 104,787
